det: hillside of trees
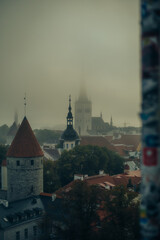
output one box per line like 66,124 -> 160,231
43,145 -> 124,193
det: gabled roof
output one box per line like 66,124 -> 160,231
7,117 -> 43,158
80,136 -> 117,152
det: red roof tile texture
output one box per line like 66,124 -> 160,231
55,170 -> 141,196
80,136 -> 117,152
7,117 -> 44,158
111,135 -> 141,151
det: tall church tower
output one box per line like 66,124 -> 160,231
6,117 -> 44,202
75,83 -> 92,136
60,96 -> 80,151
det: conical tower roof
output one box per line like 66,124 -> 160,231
7,117 -> 43,158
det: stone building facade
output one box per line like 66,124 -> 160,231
0,116 -> 44,240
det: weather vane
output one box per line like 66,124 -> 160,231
24,93 -> 27,116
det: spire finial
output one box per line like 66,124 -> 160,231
110,115 -> 113,127
69,95 -> 71,111
24,93 -> 27,116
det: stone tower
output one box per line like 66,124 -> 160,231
6,117 -> 44,202
60,96 -> 80,151
75,83 -> 92,136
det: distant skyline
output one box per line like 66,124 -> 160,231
0,0 -> 141,129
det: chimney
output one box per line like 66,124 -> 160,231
99,170 -> 104,175
74,174 -> 84,181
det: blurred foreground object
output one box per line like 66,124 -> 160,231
140,0 -> 160,239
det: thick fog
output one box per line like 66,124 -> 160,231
0,0 -> 140,129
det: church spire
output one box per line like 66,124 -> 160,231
110,116 -> 113,127
67,95 -> 73,127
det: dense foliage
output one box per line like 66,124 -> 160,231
40,182 -> 140,240
100,185 -> 140,240
34,129 -> 62,145
0,145 -> 9,165
43,145 -> 124,192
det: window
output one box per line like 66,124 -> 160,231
71,144 -> 73,148
66,144 -> 68,149
31,160 -> 34,166
24,229 -> 28,239
33,226 -> 37,236
16,160 -> 20,166
16,231 -> 20,240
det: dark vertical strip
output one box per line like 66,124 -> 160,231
140,0 -> 160,239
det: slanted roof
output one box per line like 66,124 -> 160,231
111,135 -> 141,151
80,136 -> 117,152
0,196 -> 44,229
7,117 -> 43,158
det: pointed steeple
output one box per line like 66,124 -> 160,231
110,116 -> 113,127
7,117 -> 43,158
67,95 -> 73,127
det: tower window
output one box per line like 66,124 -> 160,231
33,226 -> 37,236
16,231 -> 20,240
16,160 -> 20,166
31,160 -> 34,166
24,229 -> 28,239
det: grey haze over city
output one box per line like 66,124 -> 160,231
0,0 -> 140,129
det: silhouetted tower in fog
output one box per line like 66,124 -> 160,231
110,116 -> 113,127
75,82 -> 92,135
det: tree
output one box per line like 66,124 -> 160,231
0,145 -> 8,165
100,185 -> 140,240
56,145 -> 124,186
53,181 -> 104,240
43,160 -> 61,193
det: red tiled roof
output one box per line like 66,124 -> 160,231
112,144 -> 135,157
54,171 -> 141,196
80,136 -> 117,152
7,117 -> 44,158
104,136 -> 113,142
111,135 -> 141,151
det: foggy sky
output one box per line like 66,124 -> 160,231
0,0 -> 141,129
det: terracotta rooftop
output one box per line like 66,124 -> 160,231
55,170 -> 141,196
80,136 -> 117,152
111,135 -> 141,151
7,117 -> 44,158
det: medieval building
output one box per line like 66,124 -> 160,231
0,117 -> 45,240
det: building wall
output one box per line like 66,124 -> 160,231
75,100 -> 92,136
1,166 -> 7,190
63,141 -> 76,150
2,218 -> 41,240
7,157 -> 43,202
